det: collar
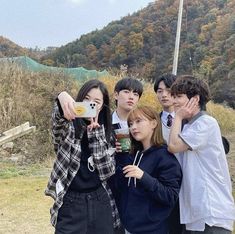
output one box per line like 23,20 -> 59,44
162,110 -> 175,117
187,111 -> 207,125
112,111 -> 128,129
161,111 -> 175,121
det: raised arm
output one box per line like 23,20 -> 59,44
51,92 -> 76,148
167,114 -> 188,153
168,97 -> 198,153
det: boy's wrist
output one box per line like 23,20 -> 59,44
175,113 -> 184,121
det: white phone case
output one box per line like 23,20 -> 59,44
73,101 -> 97,118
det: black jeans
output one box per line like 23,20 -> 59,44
55,186 -> 114,234
168,200 -> 183,234
114,226 -> 125,234
182,224 -> 232,234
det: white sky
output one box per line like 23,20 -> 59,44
0,0 -> 154,49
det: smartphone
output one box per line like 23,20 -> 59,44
73,101 -> 97,118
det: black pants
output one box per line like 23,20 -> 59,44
114,226 -> 125,234
168,200 -> 183,234
55,186 -> 114,234
182,224 -> 232,234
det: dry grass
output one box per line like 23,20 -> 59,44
0,63 -> 79,132
1,63 -> 235,164
207,102 -> 235,134
0,63 -> 80,161
0,176 -> 54,234
1,64 -> 235,150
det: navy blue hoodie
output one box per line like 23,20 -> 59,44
113,145 -> 182,234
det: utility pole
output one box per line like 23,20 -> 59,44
172,0 -> 184,75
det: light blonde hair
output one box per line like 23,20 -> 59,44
127,106 -> 164,153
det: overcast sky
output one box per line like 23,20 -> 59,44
0,0 -> 154,49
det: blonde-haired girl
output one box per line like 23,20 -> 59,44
112,106 -> 182,234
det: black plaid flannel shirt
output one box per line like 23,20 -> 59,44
45,102 -> 120,228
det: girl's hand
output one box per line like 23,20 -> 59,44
115,141 -> 122,152
123,165 -> 144,180
87,117 -> 100,131
58,91 -> 76,121
87,112 -> 100,131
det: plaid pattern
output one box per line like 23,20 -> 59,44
45,103 -> 120,228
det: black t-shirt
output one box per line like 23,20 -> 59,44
68,130 -> 101,193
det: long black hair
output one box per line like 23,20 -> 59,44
76,79 -> 112,142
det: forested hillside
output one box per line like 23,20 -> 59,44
41,0 -> 235,108
0,36 -> 53,59
0,36 -> 30,57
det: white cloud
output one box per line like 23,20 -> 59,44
67,0 -> 85,5
107,0 -> 117,4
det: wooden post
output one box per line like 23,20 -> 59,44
172,0 -> 184,75
0,122 -> 36,146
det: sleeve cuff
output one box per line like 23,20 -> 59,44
55,97 -> 64,117
139,172 -> 156,191
115,152 -> 130,167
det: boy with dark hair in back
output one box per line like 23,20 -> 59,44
112,77 -> 143,130
154,73 -> 177,143
168,75 -> 235,234
154,73 -> 183,234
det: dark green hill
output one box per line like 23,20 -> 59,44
42,0 -> 235,108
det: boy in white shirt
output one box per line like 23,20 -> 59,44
112,77 -> 143,130
168,75 -> 235,234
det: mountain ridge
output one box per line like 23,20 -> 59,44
1,0 -> 235,108
41,0 -> 235,108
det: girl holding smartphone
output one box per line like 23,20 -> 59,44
45,79 -> 120,234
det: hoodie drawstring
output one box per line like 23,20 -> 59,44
128,151 -> 144,187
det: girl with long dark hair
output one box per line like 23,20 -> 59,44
45,79 -> 120,234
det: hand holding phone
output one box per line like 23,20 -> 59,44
58,91 -> 76,121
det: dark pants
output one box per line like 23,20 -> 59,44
114,226 -> 125,234
182,224 -> 231,234
55,186 -> 114,234
168,200 -> 183,234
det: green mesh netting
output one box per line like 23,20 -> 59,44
0,56 -> 109,80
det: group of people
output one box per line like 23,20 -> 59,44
45,74 -> 235,234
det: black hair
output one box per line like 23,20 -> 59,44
76,79 -> 112,142
222,136 -> 230,154
154,73 -> 177,93
171,75 -> 211,110
114,77 -> 143,97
